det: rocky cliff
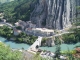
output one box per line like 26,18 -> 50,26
30,0 -> 79,29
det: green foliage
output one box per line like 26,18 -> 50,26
62,34 -> 76,44
0,42 -> 23,60
54,37 -> 61,45
16,32 -> 37,45
0,26 -> 37,45
61,50 -> 76,54
16,26 -> 22,30
62,28 -> 80,44
0,25 -> 13,39
0,0 -> 14,4
0,0 -> 37,23
55,45 -> 61,58
42,38 -> 47,43
41,38 -> 47,46
74,22 -> 80,26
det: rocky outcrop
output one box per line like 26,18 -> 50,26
46,38 -> 55,47
30,0 -> 80,30
30,0 -> 47,28
70,0 -> 80,23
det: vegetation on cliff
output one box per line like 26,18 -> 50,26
62,28 -> 80,44
0,0 -> 37,23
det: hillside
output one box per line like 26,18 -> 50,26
0,0 -> 37,23
0,0 -> 80,29
0,0 -> 14,4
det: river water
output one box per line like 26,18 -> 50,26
0,37 -> 30,49
0,37 -> 80,52
40,43 -> 80,52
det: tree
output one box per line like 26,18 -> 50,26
55,45 -> 61,58
54,37 -> 61,45
16,26 -> 22,30
0,42 -> 23,60
0,0 -> 37,23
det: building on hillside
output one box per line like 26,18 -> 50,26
25,28 -> 54,37
15,20 -> 26,30
15,20 -> 36,31
13,28 -> 22,36
26,21 -> 36,28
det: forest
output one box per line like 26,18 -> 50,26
0,0 -> 37,23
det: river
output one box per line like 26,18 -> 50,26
0,37 -> 80,52
40,43 -> 80,52
0,37 -> 30,49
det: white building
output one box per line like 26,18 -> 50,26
25,28 -> 54,37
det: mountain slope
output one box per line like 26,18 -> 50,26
0,0 -> 80,29
30,0 -> 80,29
0,0 -> 14,4
0,0 -> 37,23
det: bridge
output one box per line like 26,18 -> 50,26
27,36 -> 42,54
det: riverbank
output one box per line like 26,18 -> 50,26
0,37 -> 30,49
0,36 -> 80,52
0,25 -> 38,45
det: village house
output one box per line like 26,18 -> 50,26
26,21 -> 36,28
25,28 -> 54,37
15,20 -> 26,30
15,20 -> 54,37
13,28 -> 22,36
15,20 -> 36,31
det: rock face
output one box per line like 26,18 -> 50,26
30,0 -> 80,29
70,0 -> 80,23
46,38 -> 55,47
